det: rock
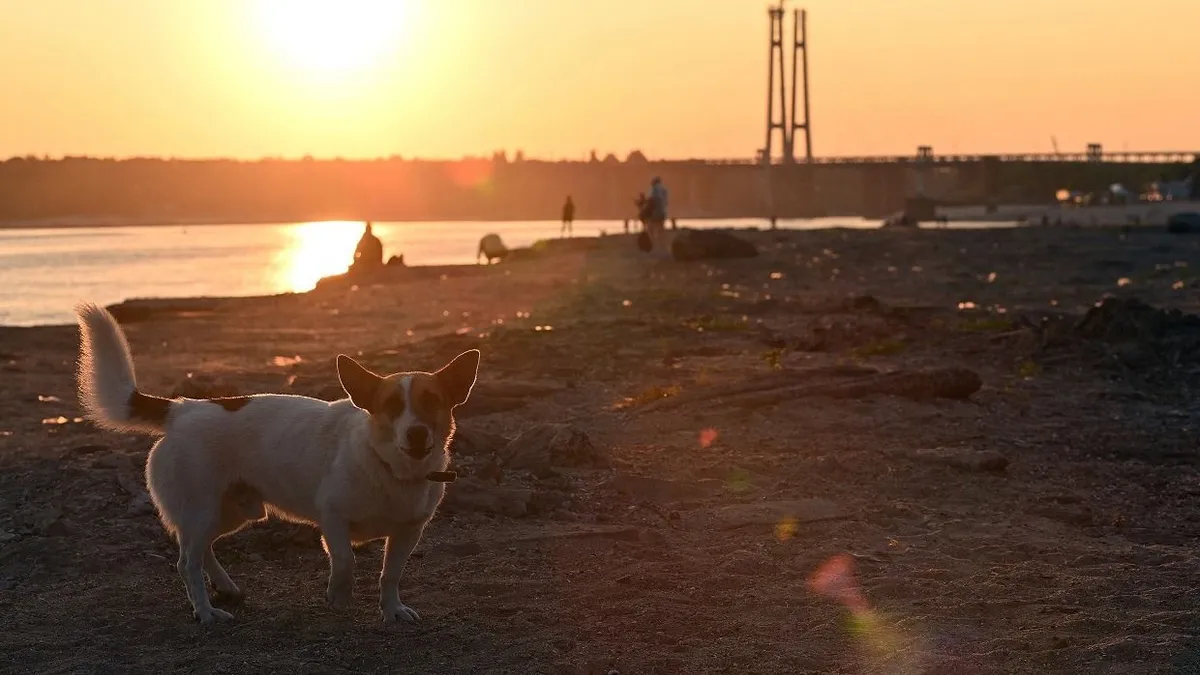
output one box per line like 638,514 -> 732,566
0,530 -> 17,544
499,424 -> 604,476
714,498 -> 850,529
172,374 -> 240,399
670,229 -> 758,262
450,425 -> 510,456
1166,211 -> 1200,234
902,447 -> 1009,473
1075,297 -> 1200,344
441,478 -> 533,517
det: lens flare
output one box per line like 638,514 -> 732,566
808,554 -> 929,674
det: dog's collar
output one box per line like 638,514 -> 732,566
367,447 -> 457,484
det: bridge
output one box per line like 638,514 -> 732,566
500,150 -> 1200,220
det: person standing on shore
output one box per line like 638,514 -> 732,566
561,196 -> 575,238
646,176 -> 670,257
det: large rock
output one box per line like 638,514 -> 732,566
498,424 -> 604,476
450,425 -> 510,456
670,229 -> 758,262
1166,211 -> 1200,234
1075,297 -> 1200,343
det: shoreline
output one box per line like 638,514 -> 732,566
1,200 -> 1196,231
0,223 -> 1176,331
0,214 -> 760,231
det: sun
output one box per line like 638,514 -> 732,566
255,0 -> 414,76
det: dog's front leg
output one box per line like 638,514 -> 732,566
320,520 -> 355,611
379,524 -> 425,623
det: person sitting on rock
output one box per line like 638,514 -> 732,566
349,222 -> 384,275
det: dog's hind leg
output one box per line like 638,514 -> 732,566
149,438 -> 235,623
203,548 -> 240,601
204,484 -> 266,603
177,522 -> 234,624
174,502 -> 234,624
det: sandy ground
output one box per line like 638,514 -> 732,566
2,227 -> 1200,674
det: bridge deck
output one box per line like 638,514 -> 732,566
699,151 -> 1199,166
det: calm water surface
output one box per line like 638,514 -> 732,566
0,217 -> 1015,326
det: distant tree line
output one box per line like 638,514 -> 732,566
0,153 -> 689,223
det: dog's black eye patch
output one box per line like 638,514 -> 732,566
380,391 -> 406,418
420,390 -> 442,412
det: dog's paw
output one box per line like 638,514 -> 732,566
326,587 -> 353,612
193,607 -> 234,624
212,587 -> 244,606
381,602 -> 420,623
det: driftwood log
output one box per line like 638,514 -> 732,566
635,366 -> 982,414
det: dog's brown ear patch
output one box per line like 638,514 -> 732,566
435,349 -> 480,407
337,355 -> 382,411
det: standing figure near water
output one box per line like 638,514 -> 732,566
350,222 -> 384,276
645,177 -> 670,257
561,196 -> 576,238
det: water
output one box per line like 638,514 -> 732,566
0,217 -> 1016,326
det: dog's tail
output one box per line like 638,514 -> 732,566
75,302 -> 172,434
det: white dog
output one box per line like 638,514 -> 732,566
74,303 -> 479,624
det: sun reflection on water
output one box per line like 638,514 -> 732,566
276,221 -> 361,292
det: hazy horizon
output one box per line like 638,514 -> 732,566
3,0 -> 1200,161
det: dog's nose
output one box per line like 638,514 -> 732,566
405,426 -> 430,455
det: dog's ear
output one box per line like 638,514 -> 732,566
434,349 -> 480,407
337,355 -> 382,412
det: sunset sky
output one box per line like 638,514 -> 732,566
1,0 -> 1198,161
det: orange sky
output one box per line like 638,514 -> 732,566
1,0 -> 1198,161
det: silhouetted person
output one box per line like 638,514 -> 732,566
561,196 -> 575,238
645,177 -> 670,257
623,219 -> 630,234
351,222 -> 384,275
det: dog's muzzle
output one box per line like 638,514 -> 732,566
405,426 -> 432,459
